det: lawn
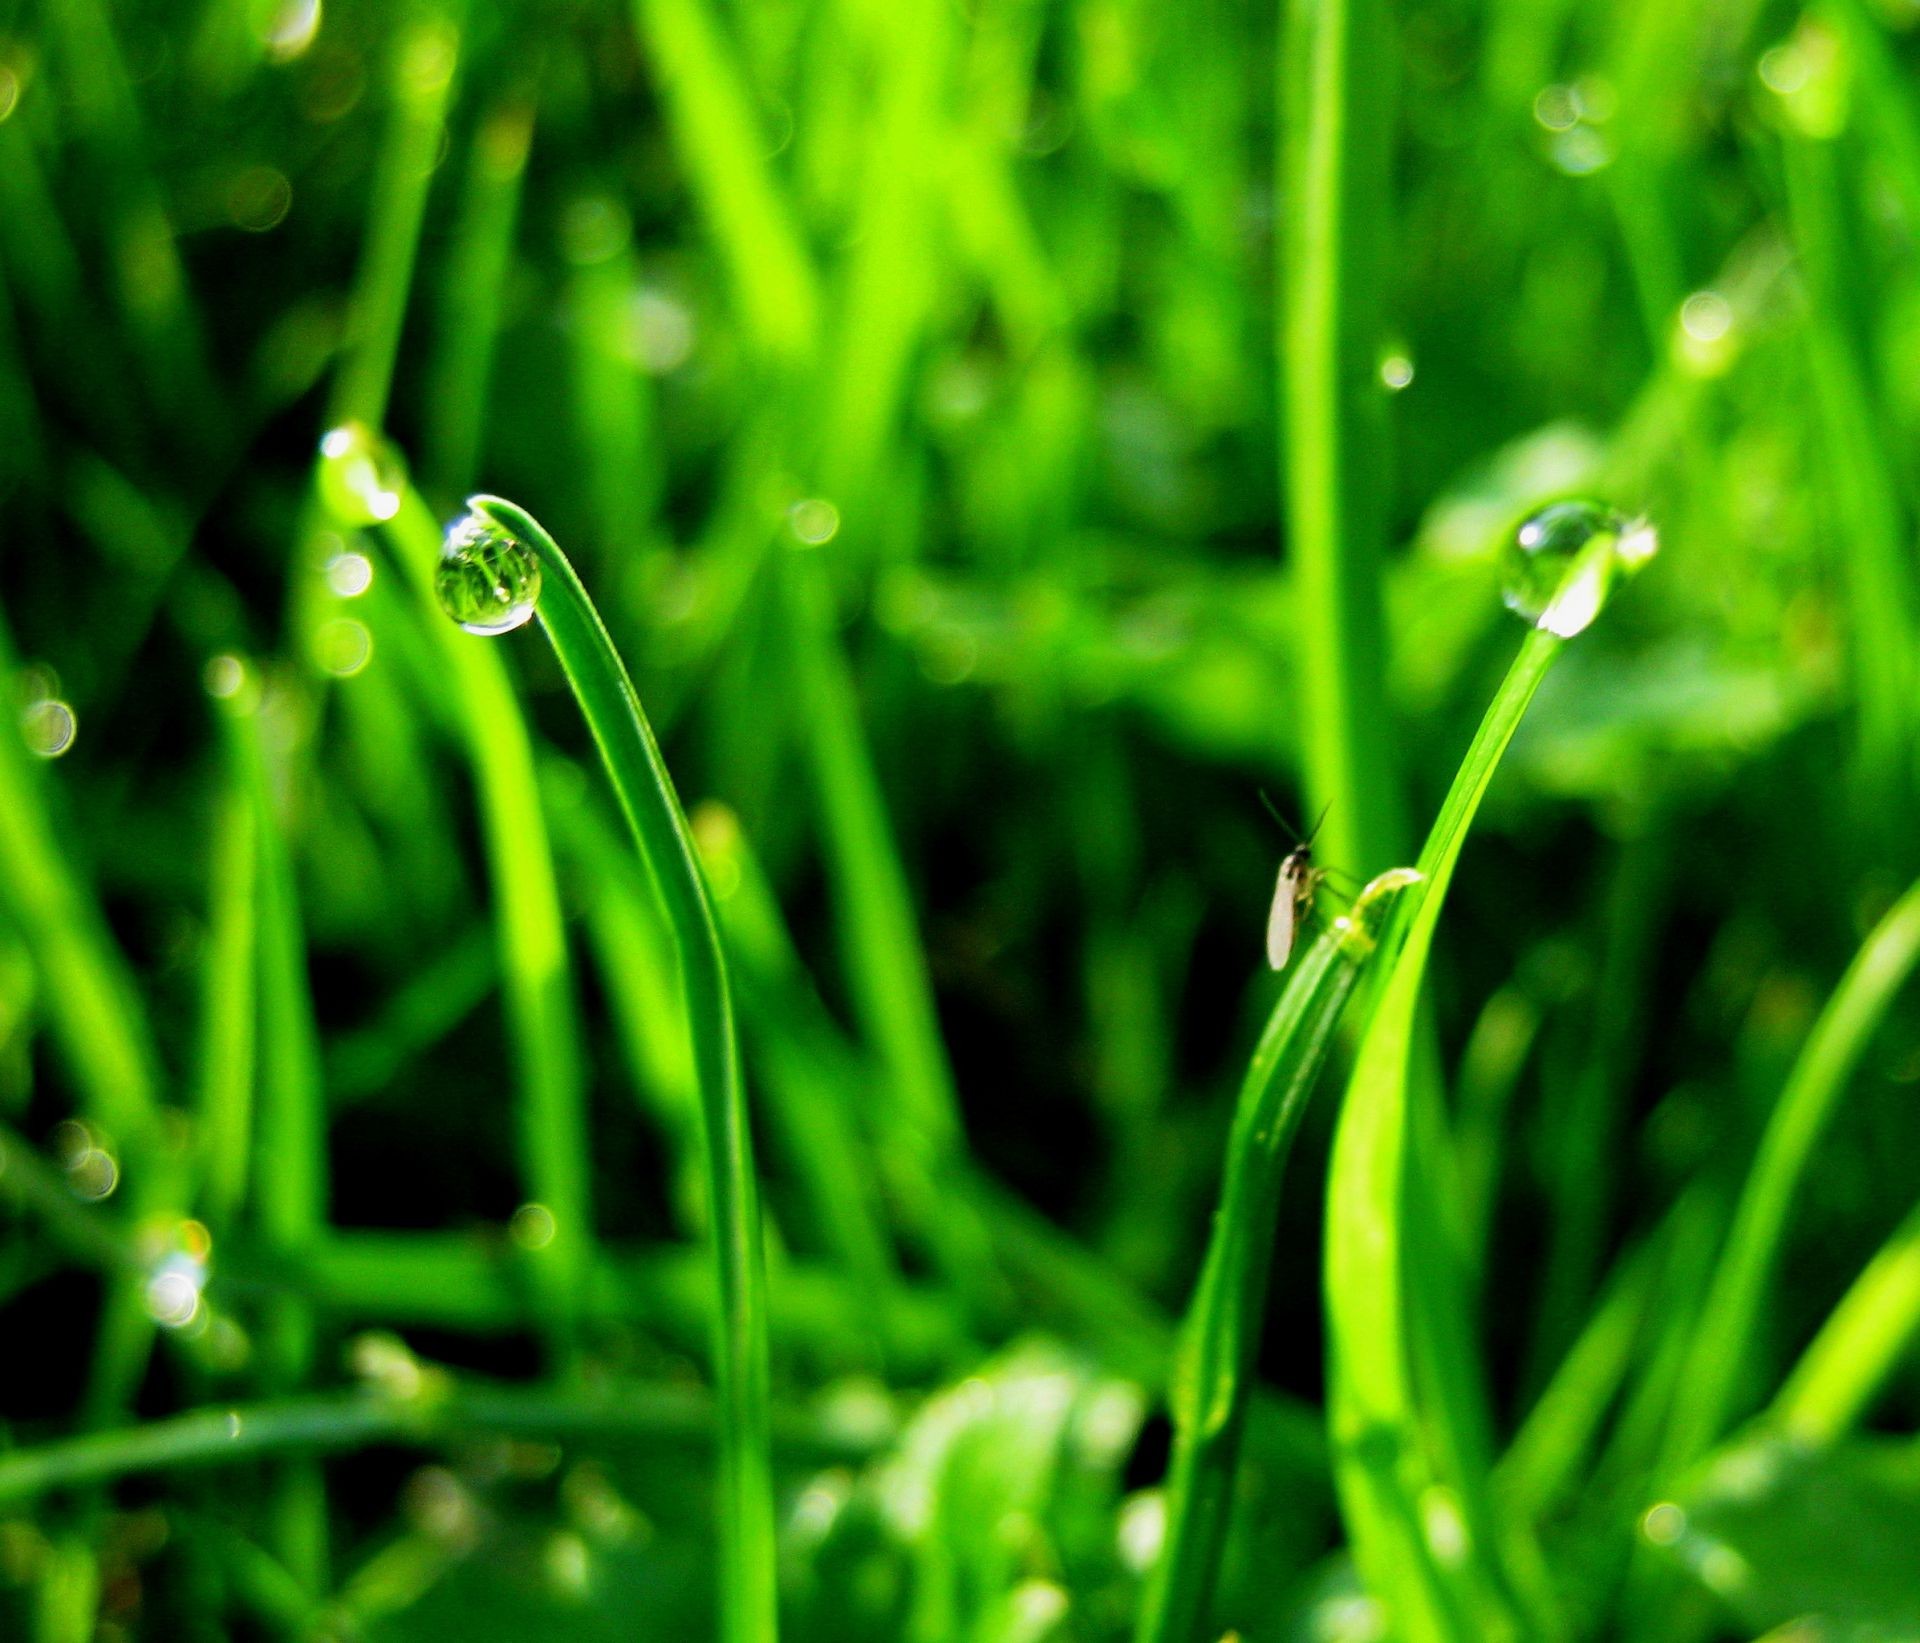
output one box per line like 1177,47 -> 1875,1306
1,0 -> 1919,1638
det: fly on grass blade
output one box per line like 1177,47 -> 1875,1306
1262,799 -> 1332,971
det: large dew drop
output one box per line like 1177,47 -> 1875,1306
436,511 -> 541,635
1502,501 -> 1657,638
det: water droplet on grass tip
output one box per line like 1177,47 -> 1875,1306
436,512 -> 541,635
1503,502 -> 1657,637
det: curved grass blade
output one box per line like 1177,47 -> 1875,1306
1135,868 -> 1420,1643
338,448 -> 594,1364
1773,1195 -> 1920,1445
461,494 -> 778,1643
1325,523 -> 1653,1640
1661,874 -> 1920,1472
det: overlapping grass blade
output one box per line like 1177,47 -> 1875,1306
464,493 -> 779,1643
1136,869 -> 1418,1643
1660,874 -> 1920,1471
1324,525 -> 1652,1640
338,463 -> 595,1364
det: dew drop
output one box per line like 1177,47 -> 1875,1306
144,1254 -> 206,1329
1502,501 -> 1657,638
20,697 -> 76,758
510,1201 -> 558,1250
317,421 -> 404,524
435,511 -> 541,635
787,497 -> 840,546
315,616 -> 373,676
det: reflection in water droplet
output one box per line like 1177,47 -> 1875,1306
350,1331 -> 426,1399
226,165 -> 292,232
315,616 -> 373,676
510,1202 -> 558,1250
205,654 -> 249,701
325,550 -> 374,597
560,196 -> 631,265
21,698 -> 76,758
1503,501 -> 1658,637
144,1254 -> 206,1329
318,422 -> 404,524
1379,352 -> 1415,391
264,0 -> 322,60
1533,84 -> 1579,132
626,287 -> 695,374
1679,291 -> 1733,344
1115,1491 -> 1166,1572
52,1121 -> 119,1199
1551,126 -> 1613,175
788,497 -> 840,546
1641,1501 -> 1687,1546
435,511 -> 541,635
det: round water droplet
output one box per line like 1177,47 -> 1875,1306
1502,502 -> 1657,638
317,421 -> 406,525
435,512 -> 541,635
20,697 -> 76,757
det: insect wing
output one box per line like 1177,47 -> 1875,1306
1266,856 -> 1300,969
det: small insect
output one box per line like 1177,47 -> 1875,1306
1263,801 -> 1331,971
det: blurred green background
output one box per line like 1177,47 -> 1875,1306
4,0 -> 1920,1637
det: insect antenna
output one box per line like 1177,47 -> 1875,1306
1257,787 -> 1303,845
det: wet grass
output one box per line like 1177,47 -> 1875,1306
2,1 -> 1920,1640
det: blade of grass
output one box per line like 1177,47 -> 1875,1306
550,776 -> 710,1237
1658,874 -> 1920,1472
1778,115 -> 1915,820
1278,0 -> 1404,876
1136,868 -> 1420,1643
193,719 -> 256,1234
328,19 -> 461,432
627,0 -> 820,363
0,1378 -> 887,1506
1325,524 -> 1654,1640
462,494 -> 779,1643
217,668 -> 330,1592
423,96 -> 535,501
777,536 -> 998,1308
285,1232 -> 965,1374
0,610 -> 163,1143
343,457 -> 596,1365
1771,1196 -> 1920,1445
693,800 -> 904,1306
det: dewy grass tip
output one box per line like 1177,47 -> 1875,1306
438,494 -> 779,1643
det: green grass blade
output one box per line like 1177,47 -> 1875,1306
0,1378 -> 882,1507
1771,1196 -> 1920,1445
338,454 -> 597,1362
1660,875 -> 1920,1471
194,717 -> 256,1233
328,19 -> 461,431
1278,0 -> 1403,875
462,494 -> 779,1643
423,96 -> 535,500
627,0 -> 820,362
1325,524 -> 1653,1640
1136,869 -> 1419,1643
694,801 -> 904,1304
1779,123 -> 1915,817
0,612 -> 161,1144
778,539 -> 997,1306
